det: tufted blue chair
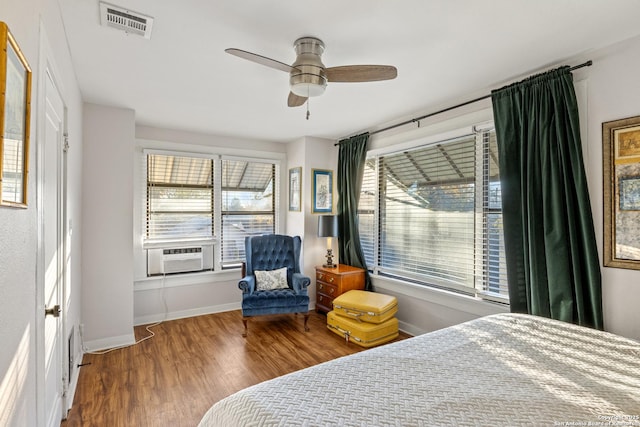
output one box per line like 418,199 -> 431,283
239,234 -> 311,337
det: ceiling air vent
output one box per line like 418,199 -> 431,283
99,2 -> 154,39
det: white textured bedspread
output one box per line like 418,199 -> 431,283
199,313 -> 640,427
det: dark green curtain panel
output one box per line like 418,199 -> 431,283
491,66 -> 603,329
337,133 -> 372,290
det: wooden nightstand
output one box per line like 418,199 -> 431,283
315,264 -> 365,314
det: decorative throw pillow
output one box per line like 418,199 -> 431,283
255,267 -> 289,291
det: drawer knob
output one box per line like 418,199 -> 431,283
318,273 -> 324,280
329,288 -> 334,294
319,283 -> 324,290
328,277 -> 334,283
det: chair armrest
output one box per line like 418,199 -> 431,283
291,273 -> 311,293
238,275 -> 256,294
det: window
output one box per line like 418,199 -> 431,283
146,154 -> 214,240
358,127 -> 508,301
220,159 -> 276,268
143,151 -> 279,274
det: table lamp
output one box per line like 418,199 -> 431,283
317,215 -> 338,268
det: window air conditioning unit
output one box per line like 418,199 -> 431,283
161,247 -> 203,274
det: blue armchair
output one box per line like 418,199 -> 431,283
239,234 -> 311,337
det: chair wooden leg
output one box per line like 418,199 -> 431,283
242,318 -> 248,337
303,313 -> 310,332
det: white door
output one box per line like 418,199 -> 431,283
42,68 -> 66,427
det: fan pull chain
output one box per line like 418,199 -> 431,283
306,86 -> 311,120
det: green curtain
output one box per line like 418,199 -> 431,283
491,66 -> 603,329
337,133 -> 372,290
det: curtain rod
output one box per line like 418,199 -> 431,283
336,60 -> 592,145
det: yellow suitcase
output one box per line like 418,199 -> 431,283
327,310 -> 399,348
331,290 -> 398,324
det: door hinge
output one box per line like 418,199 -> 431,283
63,133 -> 70,153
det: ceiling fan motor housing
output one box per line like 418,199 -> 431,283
290,37 -> 327,97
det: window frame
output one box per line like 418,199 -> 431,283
358,122 -> 508,303
145,153 -> 215,242
140,148 -> 281,276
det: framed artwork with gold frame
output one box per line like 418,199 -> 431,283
603,115 -> 640,269
0,22 -> 32,208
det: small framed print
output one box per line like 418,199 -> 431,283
288,167 -> 301,212
619,176 -> 640,211
312,169 -> 333,213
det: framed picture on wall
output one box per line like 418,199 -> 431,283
603,115 -> 640,269
289,167 -> 301,211
0,22 -> 32,208
312,169 -> 333,213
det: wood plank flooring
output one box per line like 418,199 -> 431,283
62,310 -> 409,427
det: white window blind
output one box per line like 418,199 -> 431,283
1,137 -> 25,203
358,128 -> 508,301
146,153 -> 214,240
220,159 -> 277,267
477,130 -> 508,299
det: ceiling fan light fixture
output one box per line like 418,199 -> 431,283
290,76 -> 327,97
289,37 -> 327,97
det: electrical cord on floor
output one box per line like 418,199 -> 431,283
80,273 -> 169,355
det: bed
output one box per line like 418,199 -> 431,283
199,313 -> 640,426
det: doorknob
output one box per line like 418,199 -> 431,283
45,304 -> 61,318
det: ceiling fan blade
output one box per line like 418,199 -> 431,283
326,65 -> 398,82
288,92 -> 307,107
225,48 -> 296,73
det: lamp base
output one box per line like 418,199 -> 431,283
323,249 -> 336,269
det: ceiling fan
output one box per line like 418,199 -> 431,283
225,37 -> 398,108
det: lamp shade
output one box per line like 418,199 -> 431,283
317,215 -> 338,238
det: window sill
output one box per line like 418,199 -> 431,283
134,268 -> 239,291
142,237 -> 217,250
371,273 -> 509,318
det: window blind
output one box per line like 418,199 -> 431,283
476,130 -> 508,299
1,137 -> 24,202
358,158 -> 377,268
220,159 -> 276,267
358,128 -> 508,301
146,153 -> 214,240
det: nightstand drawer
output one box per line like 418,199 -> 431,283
315,264 -> 365,314
317,281 -> 337,297
316,271 -> 340,285
316,294 -> 334,312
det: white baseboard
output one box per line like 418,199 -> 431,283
65,351 -> 82,414
134,302 -> 241,326
83,333 -> 136,352
397,320 -> 425,337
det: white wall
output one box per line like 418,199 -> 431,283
285,138 -> 306,239
284,136 -> 338,306
0,5 -> 40,423
0,0 -> 84,425
583,35 -> 640,340
81,104 -> 135,350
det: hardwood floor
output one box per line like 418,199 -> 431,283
62,310 -> 409,427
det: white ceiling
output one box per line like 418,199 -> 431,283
58,0 -> 640,143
